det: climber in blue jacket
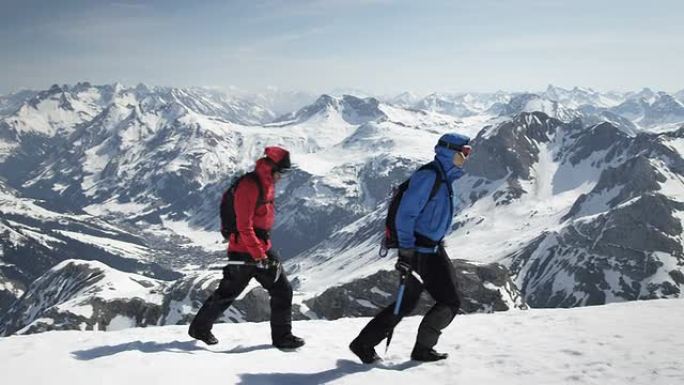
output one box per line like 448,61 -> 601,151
350,133 -> 472,363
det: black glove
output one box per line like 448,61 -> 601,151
395,248 -> 416,275
266,249 -> 281,262
263,249 -> 282,270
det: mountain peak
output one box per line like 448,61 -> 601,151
273,94 -> 384,125
314,94 -> 337,107
48,84 -> 63,94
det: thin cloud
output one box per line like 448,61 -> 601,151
109,2 -> 150,10
234,26 -> 330,55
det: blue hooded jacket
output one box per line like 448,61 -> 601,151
395,133 -> 470,253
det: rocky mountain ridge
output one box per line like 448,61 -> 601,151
1,83 -> 682,336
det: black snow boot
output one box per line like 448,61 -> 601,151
411,345 -> 448,362
188,327 -> 219,346
349,338 -> 381,364
273,334 -> 305,350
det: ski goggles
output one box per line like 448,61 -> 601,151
438,140 -> 472,158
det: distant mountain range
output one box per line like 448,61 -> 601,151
1,83 -> 682,335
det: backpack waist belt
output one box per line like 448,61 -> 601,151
234,228 -> 271,243
414,232 -> 440,248
254,228 -> 271,242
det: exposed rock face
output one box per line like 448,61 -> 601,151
2,255 -> 527,336
511,194 -> 684,308
160,271 -> 308,326
502,125 -> 684,307
0,182 -> 181,317
304,259 -> 526,320
273,155 -> 417,258
440,110 -> 683,309
0,260 -> 165,336
467,113 -> 553,181
463,112 -> 568,206
3,260 -> 313,336
2,84 -> 683,337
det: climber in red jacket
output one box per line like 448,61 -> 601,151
189,146 -> 305,350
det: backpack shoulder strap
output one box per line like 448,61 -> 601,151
242,172 -> 266,207
417,162 -> 443,200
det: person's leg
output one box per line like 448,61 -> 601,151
354,274 -> 423,347
413,248 -> 460,360
254,262 -> 300,347
189,263 -> 253,343
349,268 -> 424,363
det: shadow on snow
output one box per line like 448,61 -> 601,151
71,340 -> 273,360
237,359 -> 422,385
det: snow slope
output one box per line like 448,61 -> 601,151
1,299 -> 682,384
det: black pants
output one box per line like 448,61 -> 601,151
354,246 -> 461,349
189,251 -> 293,342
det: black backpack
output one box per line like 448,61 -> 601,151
220,172 -> 266,240
381,162 -> 444,255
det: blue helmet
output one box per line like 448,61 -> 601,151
434,133 -> 471,180
434,133 -> 470,155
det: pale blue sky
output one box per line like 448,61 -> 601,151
1,0 -> 682,94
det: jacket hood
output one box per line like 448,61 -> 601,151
264,146 -> 291,172
254,158 -> 272,182
434,133 -> 470,182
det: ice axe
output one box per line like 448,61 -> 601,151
385,262 -> 423,353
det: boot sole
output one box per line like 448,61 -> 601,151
410,354 -> 448,362
188,330 -> 219,345
349,343 -> 381,364
273,341 -> 305,350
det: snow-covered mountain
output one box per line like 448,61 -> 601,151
225,87 -> 316,117
287,109 -> 683,309
0,84 -> 476,278
0,260 -> 165,335
1,299 -> 683,385
383,91 -> 510,117
626,87 -> 659,104
609,91 -> 684,129
447,113 -> 684,307
0,178 -> 180,314
0,259 -> 311,336
383,91 -> 423,108
272,94 -> 387,125
380,86 -> 684,132
541,85 -> 624,109
413,93 -> 477,117
1,83 -> 683,337
488,93 -> 580,122
1,256 -> 523,336
0,90 -> 38,117
676,89 -> 684,104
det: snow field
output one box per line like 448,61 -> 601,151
1,299 -> 682,385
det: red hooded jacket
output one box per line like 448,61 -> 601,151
228,147 -> 289,260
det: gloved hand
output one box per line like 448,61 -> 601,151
395,248 -> 416,275
262,249 -> 280,269
398,248 -> 415,261
266,249 -> 281,262
221,228 -> 231,241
